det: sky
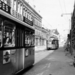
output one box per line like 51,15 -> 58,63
27,0 -> 75,46
28,0 -> 74,29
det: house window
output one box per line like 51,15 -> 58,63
11,0 -> 14,9
17,2 -> 20,14
22,6 -> 25,16
20,4 -> 23,15
13,0 -> 16,11
25,9 -> 28,18
4,0 -> 7,4
2,0 -> 7,4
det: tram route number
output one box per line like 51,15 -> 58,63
3,50 -> 10,64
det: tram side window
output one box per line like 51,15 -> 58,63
0,19 -> 3,47
25,31 -> 34,47
3,21 -> 15,47
25,32 -> 29,46
31,33 -> 35,46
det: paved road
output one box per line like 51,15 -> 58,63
19,48 -> 75,75
34,50 -> 54,64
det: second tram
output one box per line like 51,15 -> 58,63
47,38 -> 59,50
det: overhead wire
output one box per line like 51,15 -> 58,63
58,0 -> 63,15
63,0 -> 69,20
42,18 -> 52,29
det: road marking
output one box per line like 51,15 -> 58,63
36,72 -> 44,75
47,63 -> 51,68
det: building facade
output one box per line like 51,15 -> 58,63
34,26 -> 48,51
22,0 -> 48,51
1,0 -> 49,51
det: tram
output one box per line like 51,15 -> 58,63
47,38 -> 59,50
0,1 -> 35,75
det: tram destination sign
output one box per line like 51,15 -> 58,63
0,1 -> 10,14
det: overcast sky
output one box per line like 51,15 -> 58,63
28,0 -> 74,29
27,0 -> 75,45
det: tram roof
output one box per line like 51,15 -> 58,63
0,10 -> 35,30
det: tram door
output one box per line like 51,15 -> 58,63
0,20 -> 18,75
15,28 -> 24,72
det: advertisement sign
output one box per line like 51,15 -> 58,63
0,1 -> 10,14
3,50 -> 10,64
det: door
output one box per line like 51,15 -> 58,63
15,28 -> 24,72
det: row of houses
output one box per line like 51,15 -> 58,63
0,0 -> 59,51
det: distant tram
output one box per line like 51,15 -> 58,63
47,38 -> 59,50
0,1 -> 35,75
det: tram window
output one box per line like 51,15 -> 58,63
0,19 -> 3,47
25,31 -> 34,46
3,21 -> 15,47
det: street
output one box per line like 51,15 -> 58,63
18,48 -> 75,75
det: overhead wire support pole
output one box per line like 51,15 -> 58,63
61,13 -> 72,17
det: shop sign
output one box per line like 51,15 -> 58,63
0,1 -> 10,14
23,16 -> 33,26
0,1 -> 33,26
3,50 -> 10,64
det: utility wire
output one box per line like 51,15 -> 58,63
63,0 -> 69,20
58,0 -> 63,15
42,18 -> 52,29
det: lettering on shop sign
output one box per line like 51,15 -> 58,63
0,1 -> 10,14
